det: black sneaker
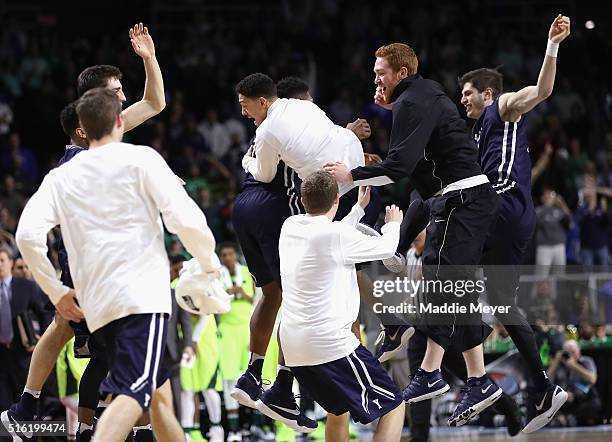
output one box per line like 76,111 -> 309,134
375,324 -> 415,363
490,391 -> 521,437
448,377 -> 502,427
230,371 -> 265,409
255,385 -> 317,433
1,403 -> 35,441
522,384 -> 567,434
402,368 -> 450,403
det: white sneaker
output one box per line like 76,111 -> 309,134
227,430 -> 242,442
208,425 -> 224,442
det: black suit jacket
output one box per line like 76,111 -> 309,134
8,277 -> 51,352
165,288 -> 193,364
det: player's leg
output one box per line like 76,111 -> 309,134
373,401 -> 405,442
325,412 -> 349,442
1,313 -> 74,428
92,395 -> 142,442
148,380 -> 184,442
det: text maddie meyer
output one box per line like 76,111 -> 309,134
373,301 -> 510,315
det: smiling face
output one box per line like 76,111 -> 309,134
461,82 -> 490,119
238,94 -> 270,127
373,57 -> 407,104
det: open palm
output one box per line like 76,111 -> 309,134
129,22 -> 155,59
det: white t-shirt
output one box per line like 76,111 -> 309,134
16,142 -> 216,332
279,205 -> 400,366
242,98 -> 365,196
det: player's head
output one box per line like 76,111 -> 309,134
77,65 -> 126,102
169,254 -> 185,280
219,242 -> 238,269
0,248 -> 13,279
301,170 -> 340,217
374,43 -> 418,104
276,77 -> 313,101
76,88 -> 124,143
458,68 -> 503,119
235,73 -> 277,127
60,101 -> 89,148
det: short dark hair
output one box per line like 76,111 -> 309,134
277,77 -> 310,99
235,73 -> 277,99
60,101 -> 80,137
76,88 -> 122,141
458,68 -> 504,99
169,254 -> 186,266
77,65 -> 122,97
218,242 -> 237,253
301,170 -> 338,215
0,248 -> 13,261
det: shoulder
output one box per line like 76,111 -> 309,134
11,277 -> 36,291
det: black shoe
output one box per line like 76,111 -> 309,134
375,324 -> 415,363
522,383 -> 567,433
448,377 -> 502,427
491,392 -> 522,437
230,371 -> 265,409
1,403 -> 35,441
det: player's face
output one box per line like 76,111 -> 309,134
373,57 -> 405,104
220,247 -> 237,268
238,94 -> 268,126
461,82 -> 486,119
106,77 -> 126,103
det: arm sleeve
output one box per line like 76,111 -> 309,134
142,149 -> 217,273
16,176 -> 71,305
178,302 -> 194,348
351,101 -> 434,185
340,204 -> 365,227
339,221 -> 400,265
242,129 -> 281,183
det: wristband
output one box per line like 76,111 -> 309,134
546,39 -> 559,58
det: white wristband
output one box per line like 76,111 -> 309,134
546,39 -> 559,58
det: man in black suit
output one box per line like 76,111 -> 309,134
0,248 -> 51,411
167,254 -> 194,420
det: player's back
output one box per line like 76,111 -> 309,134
46,142 -> 171,331
260,98 -> 364,194
473,100 -> 532,198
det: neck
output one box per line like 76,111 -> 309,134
70,138 -> 88,148
89,135 -> 117,149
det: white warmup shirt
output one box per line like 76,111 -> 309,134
16,142 -> 217,332
242,98 -> 365,196
279,205 -> 400,367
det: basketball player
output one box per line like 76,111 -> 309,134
458,15 -> 571,433
1,23 -> 166,440
326,43 -> 502,425
15,88 -> 218,442
278,171 -> 405,442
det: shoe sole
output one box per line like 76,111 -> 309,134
230,387 -> 259,409
1,410 -> 26,442
449,387 -> 503,427
522,389 -> 568,434
255,400 -> 317,434
382,255 -> 406,273
405,383 -> 450,403
378,326 -> 415,363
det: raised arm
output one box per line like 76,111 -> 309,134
498,15 -> 570,122
122,23 -> 166,132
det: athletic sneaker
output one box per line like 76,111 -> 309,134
382,252 -> 407,273
490,391 -> 521,437
75,429 -> 93,442
230,371 -> 264,409
448,377 -> 502,426
255,385 -> 317,433
226,430 -> 242,441
522,383 -> 568,434
1,403 -> 35,441
355,223 -> 380,237
402,368 -> 450,403
375,324 -> 415,363
207,424 -> 224,442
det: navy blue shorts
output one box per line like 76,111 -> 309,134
334,187 -> 382,227
291,345 -> 402,424
232,188 -> 302,287
94,313 -> 170,410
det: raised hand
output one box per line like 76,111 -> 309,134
374,86 -> 394,110
549,14 -> 570,44
357,186 -> 371,209
323,161 -> 353,184
384,205 -> 403,224
346,118 -> 372,140
129,22 -> 155,60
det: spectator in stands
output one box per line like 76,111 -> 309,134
548,339 -> 601,426
1,175 -> 25,217
535,188 -> 572,272
198,109 -> 230,160
575,185 -> 609,267
12,256 -> 31,280
0,132 -> 38,188
0,248 -> 50,410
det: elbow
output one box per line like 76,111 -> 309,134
151,97 -> 166,114
539,88 -> 553,100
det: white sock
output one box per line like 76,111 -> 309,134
277,364 -> 291,373
180,391 -> 196,428
78,422 -> 94,433
202,389 -> 222,425
23,388 -> 41,398
250,353 -> 264,363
